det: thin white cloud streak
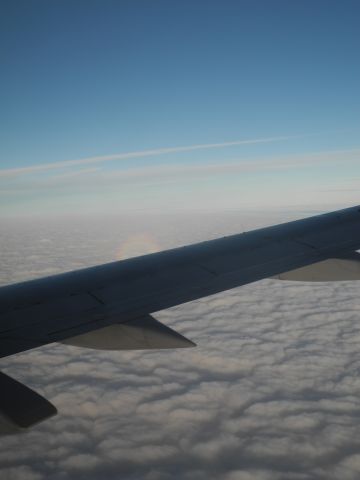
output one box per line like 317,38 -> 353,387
2,148 -> 359,194
93,147 -> 360,182
0,135 -> 299,178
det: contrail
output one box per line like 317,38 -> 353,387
0,135 -> 298,178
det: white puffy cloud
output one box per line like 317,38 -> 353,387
1,211 -> 360,480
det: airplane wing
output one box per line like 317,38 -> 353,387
1,204 -> 360,430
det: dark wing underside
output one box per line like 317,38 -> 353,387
1,205 -> 360,359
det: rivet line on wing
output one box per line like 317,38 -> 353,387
197,264 -> 219,276
87,291 -> 105,305
293,239 -> 319,251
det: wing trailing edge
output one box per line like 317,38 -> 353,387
62,314 -> 196,350
273,252 -> 360,282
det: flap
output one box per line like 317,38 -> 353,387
273,252 -> 360,282
0,372 -> 57,432
62,314 -> 196,350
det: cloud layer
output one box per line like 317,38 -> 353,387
1,212 -> 360,480
2,145 -> 359,218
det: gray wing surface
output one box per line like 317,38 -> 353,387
1,205 -> 360,429
1,205 -> 360,359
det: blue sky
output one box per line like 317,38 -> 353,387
1,0 -> 359,216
